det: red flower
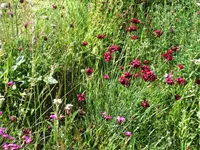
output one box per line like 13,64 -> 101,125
104,115 -> 112,121
178,64 -> 184,69
141,100 -> 150,108
120,65 -> 124,71
96,34 -> 106,39
124,72 -> 132,79
161,49 -> 173,61
154,29 -> 164,37
81,41 -> 88,46
126,26 -> 137,32
130,18 -> 141,24
77,93 -> 85,102
130,35 -> 138,40
86,68 -> 93,75
175,94 -> 181,100
176,77 -> 186,85
135,73 -> 140,77
108,44 -> 120,52
195,79 -> 200,86
141,66 -> 156,82
130,59 -> 140,68
165,77 -> 174,85
104,51 -> 112,62
143,60 -> 148,65
119,76 -> 129,86
171,46 -> 178,52
104,74 -> 110,80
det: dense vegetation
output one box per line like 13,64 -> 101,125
0,0 -> 199,149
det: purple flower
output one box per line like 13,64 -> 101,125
125,131 -> 132,137
0,111 -> 2,116
116,116 -> 125,124
3,134 -> 15,140
2,143 -> 20,150
8,81 -> 14,87
50,114 -> 58,121
23,135 -> 33,144
0,128 -> 5,135
104,115 -> 112,121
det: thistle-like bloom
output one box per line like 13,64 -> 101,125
119,76 -> 129,86
116,116 -> 125,125
125,131 -> 132,137
3,134 -> 14,140
161,50 -> 173,61
2,143 -> 20,150
49,114 -> 58,121
0,111 -> 2,116
77,93 -> 85,102
104,115 -> 112,121
0,128 -> 5,135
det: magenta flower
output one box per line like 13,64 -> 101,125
22,128 -> 32,135
176,77 -> 186,85
130,59 -> 140,68
141,66 -> 156,82
130,35 -> 138,40
178,64 -> 184,69
81,41 -> 88,46
165,77 -> 174,85
3,134 -> 14,140
171,46 -> 179,52
86,68 -> 93,75
198,11 -> 200,15
101,112 -> 106,118
161,50 -> 173,61
119,76 -> 129,86
175,94 -> 181,100
96,34 -> 106,39
0,128 -> 5,135
0,111 -> 2,116
116,116 -> 125,125
130,18 -> 141,24
154,29 -> 164,37
125,131 -> 132,137
49,114 -> 58,121
143,60 -> 148,65
124,72 -> 132,79
104,74 -> 110,80
104,115 -> 112,121
141,100 -> 150,108
2,143 -> 20,150
126,26 -> 137,32
120,65 -> 124,71
8,81 -> 14,87
107,44 -> 120,52
23,135 -> 33,144
10,116 -> 17,122
77,93 -> 85,102
104,51 -> 112,62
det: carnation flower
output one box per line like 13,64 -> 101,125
125,131 -> 132,137
77,93 -> 85,102
86,68 -> 93,75
107,44 -> 120,52
104,51 -> 112,62
116,116 -> 125,124
141,100 -> 150,108
104,74 -> 110,80
130,18 -> 141,24
130,59 -> 140,68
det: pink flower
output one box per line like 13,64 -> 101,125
23,135 -> 33,144
104,51 -> 112,62
107,44 -> 120,52
143,60 -> 148,65
130,59 -> 140,68
0,128 -> 5,135
96,34 -> 106,39
81,41 -> 88,46
104,115 -> 112,121
104,74 -> 110,80
141,66 -> 156,82
175,94 -> 181,100
141,100 -> 150,108
130,35 -> 138,40
120,65 -> 124,71
125,131 -> 132,137
176,77 -> 186,85
124,72 -> 132,79
77,93 -> 85,102
86,68 -> 93,75
65,104 -> 73,115
126,26 -> 137,32
0,111 -> 2,116
8,81 -> 14,87
161,50 -> 173,61
154,29 -> 164,37
165,77 -> 174,85
198,11 -> 200,15
3,134 -> 15,140
10,116 -> 17,122
116,116 -> 125,124
119,76 -> 129,86
2,143 -> 20,150
50,114 -> 58,121
130,18 -> 141,24
22,128 -> 32,135
171,46 -> 179,52
101,112 -> 106,118
178,64 -> 184,69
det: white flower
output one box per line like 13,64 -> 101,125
53,99 -> 62,105
65,104 -> 73,110
194,59 -> 200,65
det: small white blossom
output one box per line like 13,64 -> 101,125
194,59 -> 200,65
65,104 -> 73,110
53,99 -> 62,105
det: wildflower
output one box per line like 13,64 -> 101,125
77,93 -> 85,102
23,135 -> 33,144
49,114 -> 58,121
53,99 -> 62,105
126,26 -> 137,32
96,34 -> 106,39
161,49 -> 173,61
0,128 -> 5,135
175,94 -> 181,100
135,73 -> 140,77
176,77 -> 186,85
107,44 -> 120,52
154,29 -> 164,37
120,65 -> 124,71
104,115 -> 112,121
178,64 -> 184,69
116,116 -> 125,124
0,111 -> 2,116
198,10 -> 200,15
3,134 -> 14,140
8,11 -> 14,17
131,18 -> 141,24
65,104 -> 73,115
141,66 -> 156,82
143,60 -> 148,65
164,73 -> 173,78
2,143 -> 20,150
165,76 -> 174,85
86,68 -> 93,75
10,116 -> 17,122
141,100 -> 150,108
124,72 -> 132,79
81,41 -> 88,46
8,81 -> 14,87
130,59 -> 140,68
104,74 -> 110,80
104,51 -> 112,62
101,112 -> 106,118
119,76 -> 129,86
125,131 -> 132,137
171,46 -> 178,52
130,35 -> 138,40
22,128 -> 32,135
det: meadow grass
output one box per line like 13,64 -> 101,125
0,0 -> 199,149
